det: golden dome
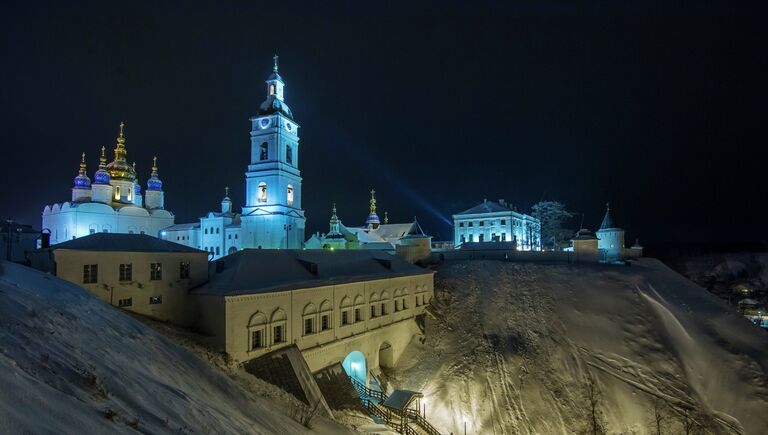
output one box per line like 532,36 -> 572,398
106,121 -> 137,181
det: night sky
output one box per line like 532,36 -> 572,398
2,1 -> 766,245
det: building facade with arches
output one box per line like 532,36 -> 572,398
190,249 -> 434,375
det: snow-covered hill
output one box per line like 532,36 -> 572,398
385,258 -> 768,434
0,261 -> 349,434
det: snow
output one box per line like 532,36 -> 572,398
383,258 -> 768,434
0,261 -> 351,434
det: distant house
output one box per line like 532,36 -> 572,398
1,221 -> 39,264
452,199 -> 541,250
30,233 -> 208,324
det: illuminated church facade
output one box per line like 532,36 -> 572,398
305,190 -> 429,252
42,123 -> 175,245
161,57 -> 305,258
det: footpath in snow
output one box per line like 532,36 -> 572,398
385,258 -> 768,435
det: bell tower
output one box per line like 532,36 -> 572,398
241,55 -> 306,249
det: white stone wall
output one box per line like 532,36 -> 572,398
197,272 -> 435,372
42,202 -> 174,245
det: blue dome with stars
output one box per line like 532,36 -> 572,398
93,146 -> 110,185
73,153 -> 91,188
146,157 -> 163,191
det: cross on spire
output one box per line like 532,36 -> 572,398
273,54 -> 279,72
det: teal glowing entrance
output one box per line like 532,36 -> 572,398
342,351 -> 367,383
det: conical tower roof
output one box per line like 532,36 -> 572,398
598,203 -> 621,231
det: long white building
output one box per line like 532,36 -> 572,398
453,199 -> 541,250
42,123 -> 174,245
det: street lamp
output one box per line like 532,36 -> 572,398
283,222 -> 293,249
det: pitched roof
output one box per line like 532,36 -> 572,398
455,200 -> 511,215
163,222 -> 200,231
45,233 -> 205,253
192,249 -> 433,296
598,207 -> 621,231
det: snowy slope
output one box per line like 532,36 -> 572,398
385,258 -> 768,435
0,261 -> 349,434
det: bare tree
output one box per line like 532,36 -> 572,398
582,375 -> 607,435
647,397 -> 668,435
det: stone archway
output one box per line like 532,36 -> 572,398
342,350 -> 367,383
378,341 -> 395,369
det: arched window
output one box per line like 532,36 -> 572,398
114,185 -> 121,200
286,145 -> 293,165
319,300 -> 333,331
204,228 -> 208,234
260,142 -> 268,160
248,311 -> 268,351
258,182 -> 267,203
271,308 -> 287,344
302,303 -> 317,335
215,246 -> 220,255
269,84 -> 275,96
228,246 -> 237,255
287,184 -> 294,206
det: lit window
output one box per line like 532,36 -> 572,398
287,184 -> 294,205
150,263 -> 162,281
127,187 -> 132,201
258,182 -> 267,203
149,296 -> 162,304
269,84 -> 275,96
114,186 -> 121,200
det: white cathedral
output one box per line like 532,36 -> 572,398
161,56 -> 306,258
42,123 -> 175,244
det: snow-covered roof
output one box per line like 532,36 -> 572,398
455,200 -> 511,215
193,249 -> 433,296
43,233 -> 205,253
163,222 -> 200,231
382,389 -> 422,411
598,207 -> 621,231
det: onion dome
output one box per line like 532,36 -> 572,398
257,54 -> 294,119
146,156 -> 163,191
365,189 -> 381,228
106,122 -> 137,181
73,152 -> 91,188
327,203 -> 345,239
93,146 -> 111,184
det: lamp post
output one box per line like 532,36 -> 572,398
283,222 -> 293,249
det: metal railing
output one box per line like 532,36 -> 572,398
349,376 -> 441,435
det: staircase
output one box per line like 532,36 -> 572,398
348,376 -> 441,435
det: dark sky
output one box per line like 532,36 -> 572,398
1,1 -> 766,245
